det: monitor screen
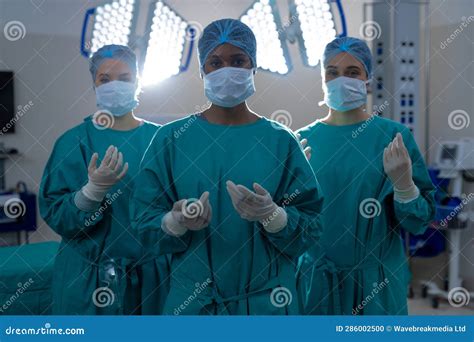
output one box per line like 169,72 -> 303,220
0,71 -> 15,134
441,145 -> 457,162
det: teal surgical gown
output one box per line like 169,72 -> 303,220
131,115 -> 324,315
39,116 -> 170,315
296,116 -> 435,315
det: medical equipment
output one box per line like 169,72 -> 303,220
420,139 -> 474,308
81,0 -> 194,85
364,1 -> 430,152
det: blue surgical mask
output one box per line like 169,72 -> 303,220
95,80 -> 138,117
203,67 -> 255,108
323,76 -> 368,112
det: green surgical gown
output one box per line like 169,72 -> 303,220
39,116 -> 170,315
296,116 -> 435,315
131,115 -> 324,315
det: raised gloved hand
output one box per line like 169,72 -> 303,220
297,133 -> 312,160
383,133 -> 419,202
81,145 -> 129,202
162,191 -> 212,236
226,181 -> 287,233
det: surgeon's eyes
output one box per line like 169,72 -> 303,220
326,70 -> 338,77
98,77 -> 110,84
232,58 -> 247,67
346,70 -> 361,78
209,60 -> 223,68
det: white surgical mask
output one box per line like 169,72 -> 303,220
95,80 -> 138,117
203,67 -> 256,108
323,76 -> 368,112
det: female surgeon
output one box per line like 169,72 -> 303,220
131,19 -> 324,315
39,44 -> 169,314
296,37 -> 435,315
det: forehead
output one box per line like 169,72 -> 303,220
206,43 -> 248,60
326,52 -> 364,70
96,59 -> 132,75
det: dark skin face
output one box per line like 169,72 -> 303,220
202,43 -> 259,125
94,59 -> 135,87
203,43 -> 253,75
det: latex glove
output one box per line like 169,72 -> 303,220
297,133 -> 312,160
162,192 -> 212,236
226,181 -> 287,233
81,145 -> 128,202
383,133 -> 419,202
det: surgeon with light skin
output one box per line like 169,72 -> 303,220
131,18 -> 324,315
39,45 -> 169,315
296,37 -> 435,315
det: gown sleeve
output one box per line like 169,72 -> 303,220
39,130 -> 105,240
130,128 -> 192,256
392,127 -> 436,235
257,132 -> 324,258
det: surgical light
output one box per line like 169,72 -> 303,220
240,0 -> 291,75
90,0 -> 136,54
293,0 -> 337,67
142,1 -> 189,85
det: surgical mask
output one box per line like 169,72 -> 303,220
323,76 -> 368,112
95,80 -> 138,117
203,67 -> 255,108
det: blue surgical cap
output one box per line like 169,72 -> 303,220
89,44 -> 138,81
198,18 -> 257,70
322,37 -> 373,78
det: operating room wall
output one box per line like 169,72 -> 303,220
0,0 -> 472,286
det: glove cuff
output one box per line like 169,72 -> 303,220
260,207 -> 287,233
394,183 -> 420,203
162,212 -> 188,237
81,182 -> 109,202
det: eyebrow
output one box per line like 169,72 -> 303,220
326,65 -> 362,70
208,53 -> 248,59
97,72 -> 131,77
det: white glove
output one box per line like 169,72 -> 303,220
383,133 -> 419,202
162,191 -> 212,237
226,181 -> 287,233
297,133 -> 312,160
81,145 -> 129,202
